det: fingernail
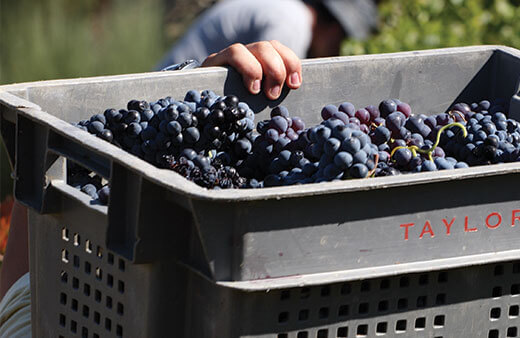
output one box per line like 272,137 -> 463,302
270,85 -> 281,98
289,72 -> 300,86
252,80 -> 261,93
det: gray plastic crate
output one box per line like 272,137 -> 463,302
2,45 -> 520,337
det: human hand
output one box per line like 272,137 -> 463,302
202,40 -> 302,100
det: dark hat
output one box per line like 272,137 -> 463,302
319,0 -> 378,39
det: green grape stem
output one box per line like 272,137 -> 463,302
390,122 -> 467,162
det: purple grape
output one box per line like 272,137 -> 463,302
270,116 -> 289,133
338,102 -> 356,117
355,108 -> 371,125
365,105 -> 380,121
265,129 -> 279,144
379,99 -> 397,118
321,105 -> 338,120
396,102 -> 412,117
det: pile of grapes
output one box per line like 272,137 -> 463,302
69,89 -> 520,205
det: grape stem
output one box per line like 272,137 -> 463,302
448,110 -> 467,123
368,153 -> 380,178
390,122 -> 467,162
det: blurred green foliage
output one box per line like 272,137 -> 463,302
0,0 -> 166,85
0,0 -> 168,199
342,0 -> 520,55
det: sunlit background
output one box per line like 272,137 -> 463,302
1,0 -> 520,256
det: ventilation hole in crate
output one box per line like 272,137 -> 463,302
70,320 -> 77,333
317,329 -> 328,338
82,305 -> 89,318
321,286 -> 330,297
60,271 -> 68,283
338,304 -> 349,317
106,296 -> 113,309
395,320 -> 406,333
108,253 -> 114,265
376,322 -> 387,334
337,326 -> 348,337
97,246 -> 103,258
83,284 -> 90,297
494,265 -> 504,276
71,298 -> 78,312
116,325 -> 123,337
358,303 -> 369,314
490,307 -> 501,320
301,287 -> 311,299
514,262 -> 520,274
340,283 -> 351,295
62,228 -> 69,241
62,249 -> 69,263
297,331 -> 308,338
119,259 -> 125,272
419,274 -> 429,285
60,293 -> 67,305
380,279 -> 390,289
85,240 -> 92,254
436,294 -> 446,305
415,317 -> 426,330
399,276 -> 409,287
489,330 -> 499,338
298,310 -> 309,321
508,327 -> 518,337
81,326 -> 88,338
357,324 -> 368,336
94,312 -> 101,325
95,289 -> 101,302
493,286 -> 503,297
278,312 -> 289,323
361,281 -> 370,292
438,272 -> 448,283
73,233 -> 80,246
105,318 -> 112,331
59,314 -> 66,327
118,280 -> 125,293
397,298 -> 408,310
277,334 -> 288,338
299,309 -> 309,321
72,277 -> 79,290
107,274 -> 113,288
378,300 -> 389,312
319,307 -> 329,319
73,255 -> 80,268
417,296 -> 427,308
434,315 -> 445,327
512,284 -> 520,295
117,302 -> 124,316
510,305 -> 519,317
280,290 -> 290,300
95,267 -> 102,281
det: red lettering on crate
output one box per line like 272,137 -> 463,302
400,223 -> 415,240
442,217 -> 456,235
419,221 -> 435,239
464,216 -> 478,232
512,210 -> 520,227
485,212 -> 502,229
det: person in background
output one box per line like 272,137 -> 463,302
0,40 -> 302,337
157,0 -> 378,68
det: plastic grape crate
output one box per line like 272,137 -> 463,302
2,45 -> 520,337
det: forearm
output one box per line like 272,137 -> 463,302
0,201 -> 28,300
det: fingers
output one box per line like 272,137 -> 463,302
201,41 -> 302,100
202,43 -> 263,95
269,40 -> 302,90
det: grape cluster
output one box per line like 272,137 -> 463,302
67,162 -> 110,205
73,88 -> 520,198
